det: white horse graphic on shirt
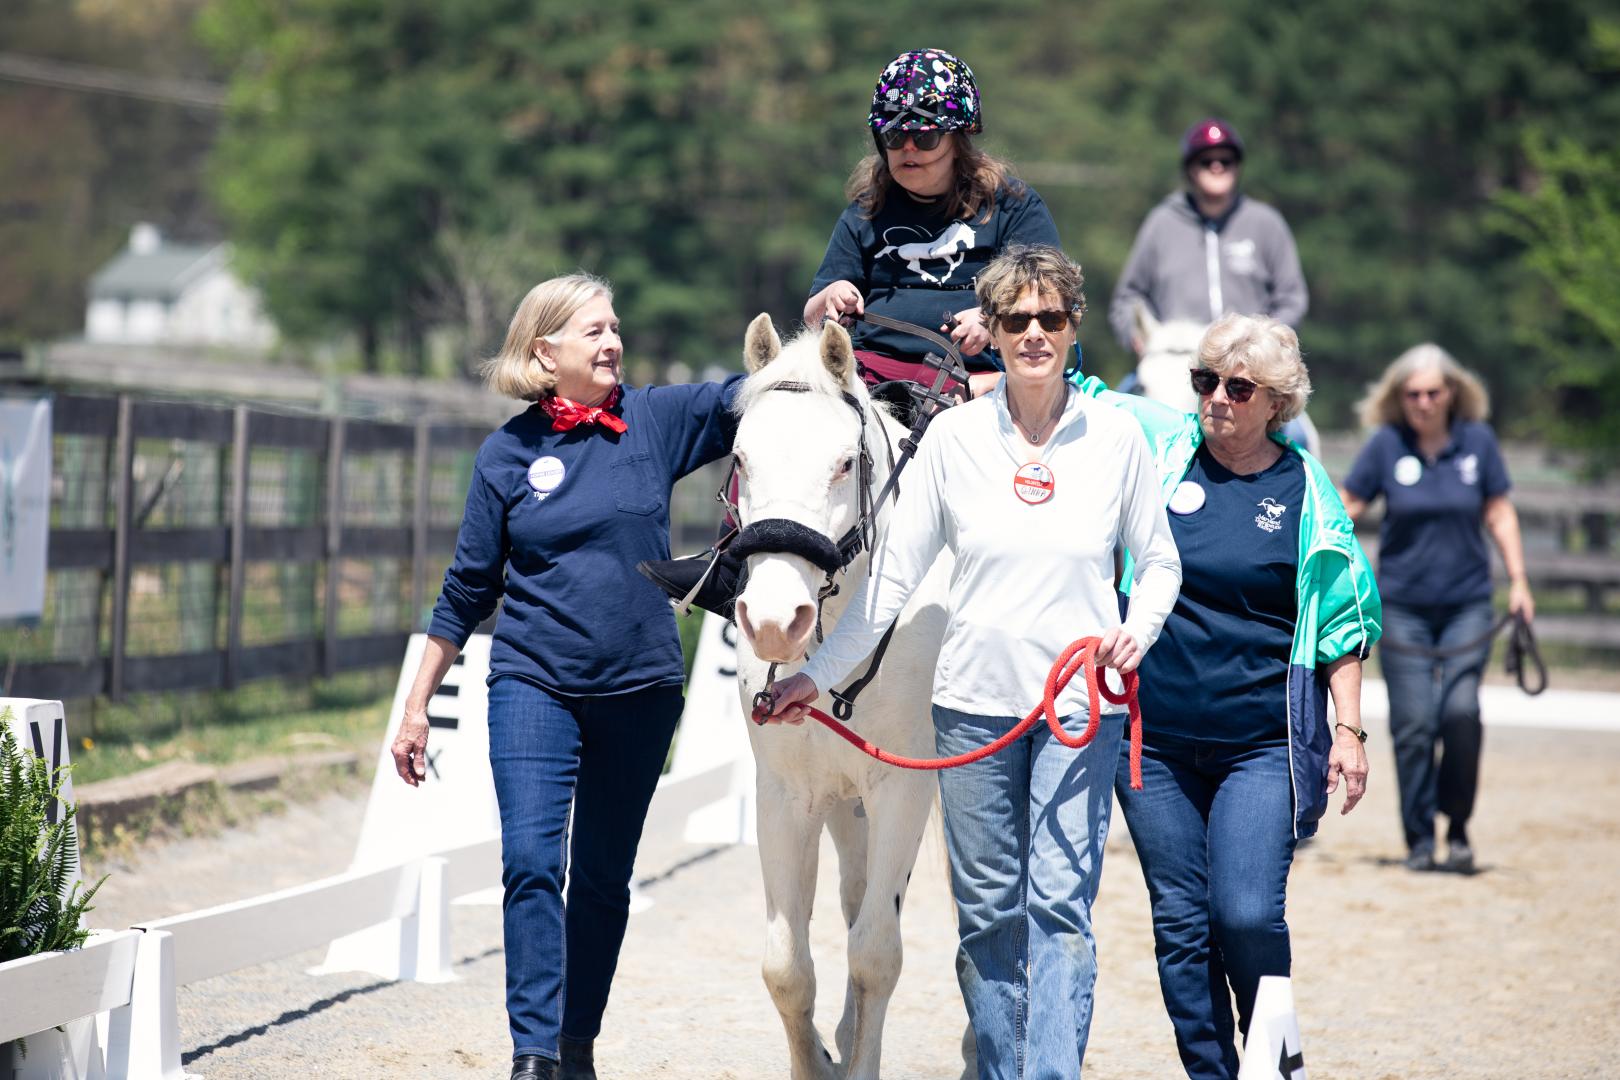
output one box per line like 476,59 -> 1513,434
875,221 -> 977,284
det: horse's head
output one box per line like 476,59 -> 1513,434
1135,303 -> 1204,412
731,314 -> 876,663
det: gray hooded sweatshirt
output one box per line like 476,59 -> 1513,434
1108,191 -> 1308,349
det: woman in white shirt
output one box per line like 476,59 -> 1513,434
762,245 -> 1181,1079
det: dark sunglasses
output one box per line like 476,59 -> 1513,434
1193,152 -> 1238,170
1190,368 -> 1261,403
1403,387 -> 1446,401
996,310 -> 1073,335
879,127 -> 945,152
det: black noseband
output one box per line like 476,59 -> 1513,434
730,518 -> 844,576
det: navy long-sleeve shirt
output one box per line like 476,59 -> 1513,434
428,377 -> 743,696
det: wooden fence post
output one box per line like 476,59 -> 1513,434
323,417 -> 347,678
225,406 -> 250,690
109,395 -> 134,703
411,419 -> 431,629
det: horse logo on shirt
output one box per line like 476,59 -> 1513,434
1255,497 -> 1288,533
1458,453 -> 1480,486
875,221 -> 977,284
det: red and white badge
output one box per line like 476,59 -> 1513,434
1012,462 -> 1056,505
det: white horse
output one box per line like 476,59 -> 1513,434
1133,303 -> 1321,454
874,221 -> 976,283
730,314 -> 950,1080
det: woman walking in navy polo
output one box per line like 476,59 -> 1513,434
1342,344 -> 1534,873
1083,314 -> 1380,1079
389,273 -> 741,1080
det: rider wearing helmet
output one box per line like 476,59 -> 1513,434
805,48 -> 1062,398
1108,118 -> 1308,356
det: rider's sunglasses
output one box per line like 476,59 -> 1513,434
880,127 -> 946,152
1190,368 -> 1261,404
1193,152 -> 1238,170
996,310 -> 1072,335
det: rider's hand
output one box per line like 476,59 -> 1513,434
1326,725 -> 1369,814
810,281 -> 865,326
760,673 -> 820,725
1091,628 -> 1144,675
391,703 -> 431,786
1508,579 -> 1535,623
947,306 -> 991,357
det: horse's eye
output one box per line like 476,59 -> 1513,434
838,457 -> 855,476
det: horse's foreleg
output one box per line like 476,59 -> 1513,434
841,772 -> 935,1080
825,797 -> 869,1065
757,785 -> 839,1080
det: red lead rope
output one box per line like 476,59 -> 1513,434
752,636 -> 1145,788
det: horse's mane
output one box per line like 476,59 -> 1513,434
732,326 -> 886,423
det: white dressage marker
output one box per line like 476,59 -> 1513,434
1239,975 -> 1308,1080
670,613 -> 757,846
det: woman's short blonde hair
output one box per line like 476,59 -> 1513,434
481,273 -> 613,400
1355,343 -> 1490,429
1197,314 -> 1311,433
975,244 -> 1086,328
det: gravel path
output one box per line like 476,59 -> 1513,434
84,703 -> 1620,1078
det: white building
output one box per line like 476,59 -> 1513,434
84,223 -> 277,349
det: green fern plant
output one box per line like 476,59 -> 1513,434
0,708 -> 106,965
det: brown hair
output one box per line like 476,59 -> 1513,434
975,244 -> 1087,327
1198,314 -> 1312,433
1356,343 -> 1491,429
480,273 -> 612,400
846,133 -> 1025,224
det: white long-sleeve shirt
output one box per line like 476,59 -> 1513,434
801,381 -> 1182,717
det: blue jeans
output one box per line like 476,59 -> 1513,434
1379,598 -> 1494,851
486,676 -> 684,1061
933,705 -> 1122,1080
1114,736 -> 1296,1080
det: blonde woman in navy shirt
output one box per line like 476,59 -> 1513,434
1343,345 -> 1534,874
389,274 -> 741,1080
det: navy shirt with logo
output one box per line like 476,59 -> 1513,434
1137,445 -> 1306,746
428,377 -> 743,697
811,185 -> 1060,370
1344,421 -> 1510,607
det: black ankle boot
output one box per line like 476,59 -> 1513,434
558,1036 -> 597,1080
510,1055 -> 558,1080
636,546 -> 746,620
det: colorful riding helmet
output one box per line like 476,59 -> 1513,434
1180,117 -> 1245,163
867,48 -> 983,136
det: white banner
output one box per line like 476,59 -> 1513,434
0,397 -> 52,621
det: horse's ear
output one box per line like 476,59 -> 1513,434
1133,301 -> 1161,343
744,313 -> 780,373
819,320 -> 855,384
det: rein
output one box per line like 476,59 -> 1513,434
1378,610 -> 1547,696
752,636 -> 1147,788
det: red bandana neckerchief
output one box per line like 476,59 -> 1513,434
540,386 -> 627,434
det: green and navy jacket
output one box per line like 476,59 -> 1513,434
1074,376 -> 1382,837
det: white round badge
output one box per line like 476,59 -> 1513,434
1394,455 -> 1423,486
1169,480 -> 1207,515
527,455 -> 566,500
1013,462 -> 1056,505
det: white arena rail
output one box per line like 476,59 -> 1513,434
0,928 -> 142,1044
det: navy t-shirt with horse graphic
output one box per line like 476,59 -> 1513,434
811,184 -> 1060,370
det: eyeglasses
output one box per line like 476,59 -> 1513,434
1193,152 -> 1238,170
996,310 -> 1073,335
1190,368 -> 1261,403
879,127 -> 945,152
1403,387 -> 1446,401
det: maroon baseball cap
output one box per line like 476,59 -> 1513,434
1180,118 -> 1245,163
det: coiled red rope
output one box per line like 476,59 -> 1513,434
752,636 -> 1145,788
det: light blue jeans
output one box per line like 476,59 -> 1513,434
933,705 -> 1123,1080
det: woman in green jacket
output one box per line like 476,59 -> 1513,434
1074,313 -> 1380,1079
